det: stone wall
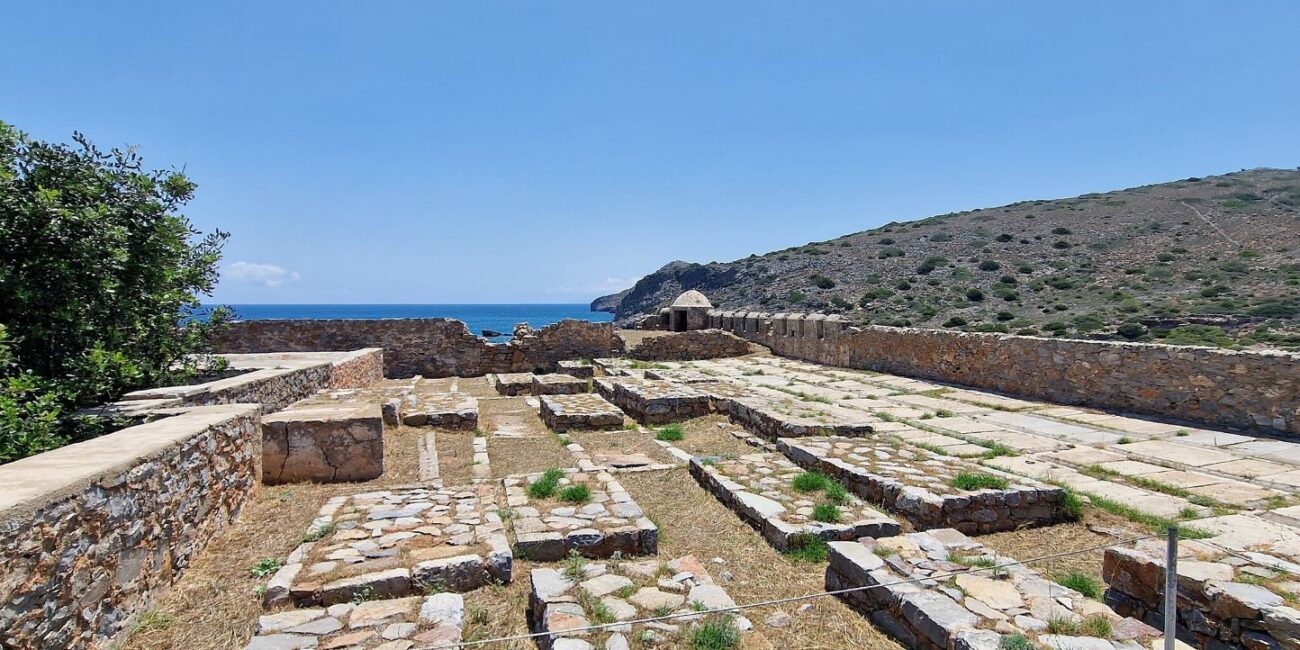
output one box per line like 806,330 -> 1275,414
119,349 -> 384,414
624,329 -> 753,361
213,319 -> 623,378
1103,543 -> 1299,650
705,309 -> 1300,436
0,405 -> 260,649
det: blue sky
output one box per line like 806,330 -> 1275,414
4,2 -> 1298,304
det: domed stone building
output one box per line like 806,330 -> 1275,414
657,290 -> 713,331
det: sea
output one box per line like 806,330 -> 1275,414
218,304 -> 613,342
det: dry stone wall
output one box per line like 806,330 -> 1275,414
213,319 -> 623,378
624,329 -> 753,361
705,309 -> 1300,436
0,405 -> 260,649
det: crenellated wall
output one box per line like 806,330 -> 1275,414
212,319 -> 623,378
704,309 -> 1300,436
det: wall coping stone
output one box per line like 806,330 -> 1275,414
0,403 -> 259,522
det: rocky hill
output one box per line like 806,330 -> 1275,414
595,168 -> 1300,349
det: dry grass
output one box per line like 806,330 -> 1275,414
119,418 -> 442,650
571,428 -> 676,466
480,397 -> 578,476
671,415 -> 763,458
619,467 -> 903,650
382,424 -> 423,483
978,510 -> 1147,589
489,436 -> 577,477
435,429 -> 476,485
120,482 -> 345,650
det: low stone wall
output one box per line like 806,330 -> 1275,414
705,309 -> 1300,436
625,329 -> 753,361
779,438 -> 1067,534
1103,543 -> 1298,649
213,319 -> 623,378
0,405 -> 260,649
117,349 -> 384,414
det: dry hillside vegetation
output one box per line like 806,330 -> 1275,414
597,168 -> 1300,349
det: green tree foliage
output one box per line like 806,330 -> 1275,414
0,123 -> 230,462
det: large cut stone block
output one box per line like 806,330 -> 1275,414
262,402 -> 384,483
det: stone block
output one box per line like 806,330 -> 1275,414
262,402 -> 384,484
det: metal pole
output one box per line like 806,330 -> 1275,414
1164,526 -> 1178,650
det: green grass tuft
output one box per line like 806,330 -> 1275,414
528,468 -> 565,499
656,424 -> 685,441
949,472 -> 1009,491
784,534 -> 829,563
690,615 -> 741,650
792,471 -> 831,492
560,484 -> 591,504
1055,571 -> 1101,599
812,503 -> 842,523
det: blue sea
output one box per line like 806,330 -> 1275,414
220,304 -> 612,341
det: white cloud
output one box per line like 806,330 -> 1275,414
547,277 -> 638,295
223,261 -> 301,287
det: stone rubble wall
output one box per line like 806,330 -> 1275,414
0,405 -> 260,649
212,318 -> 624,378
1103,546 -> 1299,650
779,439 -> 1068,534
703,309 -> 1300,436
624,329 -> 754,361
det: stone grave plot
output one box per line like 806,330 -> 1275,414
262,401 -> 385,484
401,391 -> 478,429
642,367 -> 723,384
1103,531 -> 1300,650
779,437 -> 1068,534
264,485 -> 512,607
533,373 -> 592,395
688,452 -> 900,552
826,529 -> 1164,650
593,376 -> 713,424
528,554 -> 759,650
540,394 -> 627,433
297,380 -> 417,426
494,372 -> 538,396
504,469 -> 658,561
568,429 -> 680,473
244,592 -> 467,650
722,392 -> 875,440
556,359 -> 595,379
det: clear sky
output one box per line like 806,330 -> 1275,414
4,2 -> 1298,304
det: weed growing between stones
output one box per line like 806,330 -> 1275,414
656,423 -> 685,441
134,610 -> 175,632
1054,571 -> 1101,599
811,503 -> 842,523
784,534 -> 829,563
528,468 -> 565,499
300,522 -> 336,544
1081,614 -> 1113,638
948,472 -> 1009,491
560,484 -> 591,504
690,615 -> 740,650
791,471 -> 831,492
350,585 -> 376,604
562,550 -> 587,581
248,558 -> 281,578
999,633 -> 1031,650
